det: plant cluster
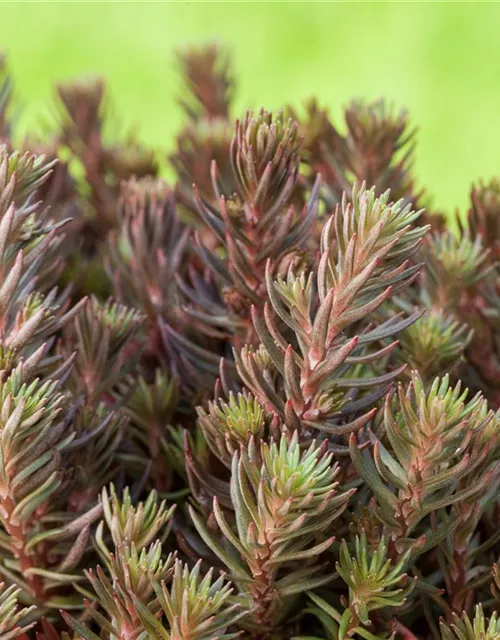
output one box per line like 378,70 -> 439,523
0,44 -> 499,640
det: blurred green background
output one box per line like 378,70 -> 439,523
0,2 -> 499,214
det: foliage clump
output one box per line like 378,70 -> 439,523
0,44 -> 498,640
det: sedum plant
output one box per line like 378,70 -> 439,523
190,433 -> 353,635
0,40 -> 499,640
295,532 -> 415,640
0,581 -> 35,638
439,606 -> 500,640
133,559 -> 248,639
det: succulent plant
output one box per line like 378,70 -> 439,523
0,41 -> 498,640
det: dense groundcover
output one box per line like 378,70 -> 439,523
2,44 -> 500,640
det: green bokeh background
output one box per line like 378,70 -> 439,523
0,2 -> 499,214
